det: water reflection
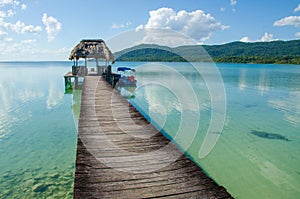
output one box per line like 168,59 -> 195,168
239,68 -> 247,91
0,66 -> 66,140
0,62 -> 77,198
222,64 -> 300,93
47,80 -> 64,109
268,91 -> 300,126
134,63 -> 207,112
0,72 -> 44,140
258,70 -> 270,95
235,66 -> 300,126
129,63 -> 222,152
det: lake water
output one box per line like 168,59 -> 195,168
0,62 -> 77,198
0,62 -> 299,198
115,62 -> 300,199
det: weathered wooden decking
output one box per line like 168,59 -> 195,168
74,76 -> 232,198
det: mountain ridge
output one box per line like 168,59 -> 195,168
114,40 -> 300,64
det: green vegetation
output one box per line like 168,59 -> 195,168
115,47 -> 186,62
114,40 -> 300,64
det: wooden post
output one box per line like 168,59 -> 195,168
64,76 -> 68,88
75,76 -> 78,89
85,58 -> 87,75
96,58 -> 99,67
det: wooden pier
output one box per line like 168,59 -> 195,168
74,76 -> 232,198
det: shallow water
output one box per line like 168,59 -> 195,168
114,62 -> 300,199
0,62 -> 77,198
0,62 -> 299,199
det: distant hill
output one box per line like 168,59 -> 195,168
114,40 -> 300,64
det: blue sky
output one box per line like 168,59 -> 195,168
0,0 -> 300,61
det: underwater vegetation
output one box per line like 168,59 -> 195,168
249,130 -> 291,141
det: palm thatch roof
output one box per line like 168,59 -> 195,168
69,39 -> 114,62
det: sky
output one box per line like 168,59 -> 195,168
0,0 -> 300,61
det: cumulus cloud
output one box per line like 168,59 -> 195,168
274,16 -> 300,27
240,36 -> 250,42
0,1 -> 35,35
231,0 -> 237,6
240,32 -> 276,42
7,9 -> 14,16
0,9 -> 15,17
21,3 -> 26,10
260,32 -> 274,42
294,4 -> 300,13
137,7 -> 227,44
0,0 -> 17,7
42,13 -> 62,42
2,20 -> 42,33
136,28 -> 197,47
0,0 -> 24,8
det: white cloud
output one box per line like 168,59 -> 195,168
2,20 -> 42,33
294,4 -> 300,13
0,9 -> 15,17
0,1 -> 34,35
0,0 -> 22,7
7,9 -> 14,16
136,28 -> 197,47
0,0 -> 15,7
240,36 -> 250,42
220,7 -> 226,12
260,32 -> 274,42
111,21 -> 131,29
231,0 -> 237,6
274,16 -> 300,27
138,7 -> 228,43
0,0 -> 26,12
135,24 -> 144,31
42,13 -> 62,42
240,32 -> 276,42
295,32 -> 300,38
21,3 -> 26,10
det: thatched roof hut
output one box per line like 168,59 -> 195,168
69,39 -> 114,76
69,39 -> 114,63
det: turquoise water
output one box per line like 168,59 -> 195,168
0,62 -> 77,198
1,62 -> 299,199
114,62 -> 300,199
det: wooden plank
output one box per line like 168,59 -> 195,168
74,76 -> 232,198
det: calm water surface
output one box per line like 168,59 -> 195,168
116,62 -> 300,199
0,62 -> 299,199
0,62 -> 77,198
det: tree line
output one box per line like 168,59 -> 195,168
114,40 -> 300,64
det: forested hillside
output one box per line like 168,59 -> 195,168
114,40 -> 300,64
